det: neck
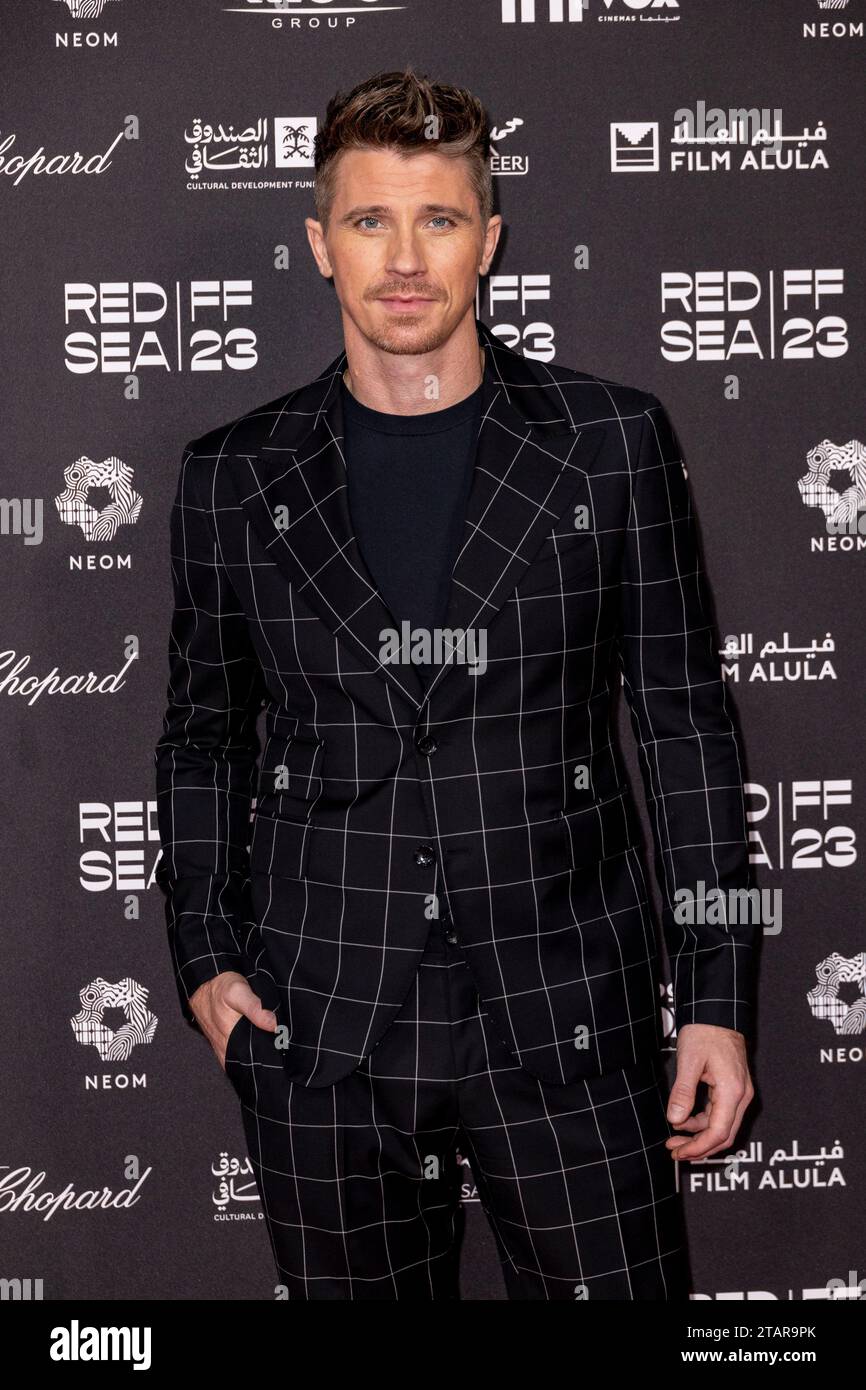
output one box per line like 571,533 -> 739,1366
341,318 -> 485,415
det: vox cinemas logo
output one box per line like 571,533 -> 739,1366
500,0 -> 680,20
502,0 -> 585,18
230,0 -> 404,32
63,280 -> 257,375
660,268 -> 847,362
185,116 -> 317,189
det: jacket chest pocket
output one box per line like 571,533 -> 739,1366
249,733 -> 324,881
513,532 -> 600,599
557,781 -> 637,870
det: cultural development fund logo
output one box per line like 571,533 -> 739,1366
807,953 -> 866,1036
70,978 -> 157,1061
185,116 -> 317,187
798,439 -> 866,549
54,456 -> 142,543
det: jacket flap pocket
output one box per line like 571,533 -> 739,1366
249,811 -> 312,880
256,733 -> 324,804
558,782 -> 638,870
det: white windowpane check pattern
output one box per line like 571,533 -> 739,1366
154,318 -> 757,1094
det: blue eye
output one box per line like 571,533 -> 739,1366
353,215 -> 457,230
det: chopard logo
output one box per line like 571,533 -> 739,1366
0,130 -> 126,187
0,646 -> 137,705
0,1165 -> 152,1220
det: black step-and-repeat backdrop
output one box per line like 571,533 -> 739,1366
2,0 -> 863,1303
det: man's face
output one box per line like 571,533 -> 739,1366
306,146 -> 500,355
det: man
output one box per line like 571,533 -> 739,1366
154,68 -> 757,1300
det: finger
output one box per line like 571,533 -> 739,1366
668,1124 -> 730,1161
703,1072 -> 754,1153
669,1084 -> 745,1160
249,1000 -> 278,1032
717,1084 -> 755,1152
666,1136 -> 697,1156
667,1054 -> 705,1124
220,981 -> 275,1031
666,1111 -> 710,1138
670,1092 -> 713,1129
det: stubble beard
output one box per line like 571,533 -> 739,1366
363,317 -> 451,357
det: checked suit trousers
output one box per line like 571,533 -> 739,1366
223,915 -> 691,1301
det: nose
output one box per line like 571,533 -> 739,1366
384,226 -> 427,281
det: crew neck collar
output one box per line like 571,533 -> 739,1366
339,375 -> 484,436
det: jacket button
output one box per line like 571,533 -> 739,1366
414,843 -> 435,867
416,734 -> 438,756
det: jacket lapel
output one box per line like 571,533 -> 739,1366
226,345 -> 428,708
419,327 -> 605,705
228,318 -> 605,712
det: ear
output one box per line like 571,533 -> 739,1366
479,214 -> 503,276
305,217 -> 333,279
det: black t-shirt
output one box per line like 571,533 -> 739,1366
341,375 -> 482,688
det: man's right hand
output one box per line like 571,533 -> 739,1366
188,972 -> 278,1071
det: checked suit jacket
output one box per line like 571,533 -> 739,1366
154,316 -> 757,1089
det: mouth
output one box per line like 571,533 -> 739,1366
377,296 -> 435,309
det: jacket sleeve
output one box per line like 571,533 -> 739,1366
153,442 -> 265,1030
615,393 -> 758,1043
